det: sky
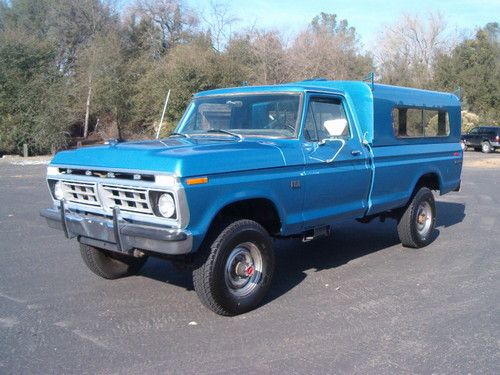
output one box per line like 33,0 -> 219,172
120,0 -> 500,47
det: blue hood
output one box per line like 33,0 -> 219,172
51,138 -> 290,177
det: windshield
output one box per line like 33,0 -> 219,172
176,93 -> 301,138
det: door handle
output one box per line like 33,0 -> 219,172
351,150 -> 362,156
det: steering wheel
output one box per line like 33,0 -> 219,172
265,115 -> 295,133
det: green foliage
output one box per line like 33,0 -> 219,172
0,1 -> 498,154
0,31 -> 68,154
461,110 -> 481,133
434,23 -> 500,124
311,12 -> 356,40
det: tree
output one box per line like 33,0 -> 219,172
133,0 -> 198,56
375,12 -> 455,87
0,0 -> 51,37
202,1 -> 239,52
85,32 -> 134,139
50,0 -> 117,137
461,110 -> 481,133
1,1 -> 498,155
129,35 -> 220,135
47,0 -> 117,74
434,23 -> 500,123
0,30 -> 68,154
251,31 -> 289,84
288,13 -> 372,80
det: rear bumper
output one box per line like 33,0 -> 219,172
40,204 -> 192,255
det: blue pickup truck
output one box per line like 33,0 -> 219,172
41,80 -> 463,315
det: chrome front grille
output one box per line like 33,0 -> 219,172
100,185 -> 153,215
61,181 -> 100,206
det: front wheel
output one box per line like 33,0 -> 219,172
79,243 -> 147,279
397,187 -> 436,248
193,220 -> 275,316
482,141 -> 492,153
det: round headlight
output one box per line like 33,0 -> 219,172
54,181 -> 64,200
158,193 -> 175,218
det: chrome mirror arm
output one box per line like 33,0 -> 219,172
321,138 -> 346,163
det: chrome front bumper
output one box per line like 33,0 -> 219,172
40,203 -> 192,255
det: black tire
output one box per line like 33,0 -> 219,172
397,187 -> 436,248
192,220 -> 275,316
79,243 -> 147,279
481,141 -> 492,153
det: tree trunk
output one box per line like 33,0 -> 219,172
83,73 -> 92,138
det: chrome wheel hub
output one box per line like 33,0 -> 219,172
225,242 -> 263,297
416,201 -> 432,238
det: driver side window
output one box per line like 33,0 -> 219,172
304,97 -> 350,141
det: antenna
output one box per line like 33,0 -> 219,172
156,89 -> 171,139
363,72 -> 375,90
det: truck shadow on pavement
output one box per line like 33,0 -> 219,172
139,201 -> 465,305
264,201 -> 465,306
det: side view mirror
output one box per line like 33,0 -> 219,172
323,119 -> 347,137
318,119 -> 348,145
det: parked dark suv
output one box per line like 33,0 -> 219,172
461,126 -> 500,153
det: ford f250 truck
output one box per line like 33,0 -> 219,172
41,80 -> 463,315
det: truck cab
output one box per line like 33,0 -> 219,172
41,80 -> 462,315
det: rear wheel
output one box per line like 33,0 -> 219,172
79,243 -> 147,279
193,220 -> 274,316
397,187 -> 436,248
482,141 -> 492,153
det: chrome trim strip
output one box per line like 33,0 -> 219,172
60,200 -> 69,238
50,164 -> 178,177
113,207 -> 125,252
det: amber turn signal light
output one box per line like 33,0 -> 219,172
186,176 -> 209,185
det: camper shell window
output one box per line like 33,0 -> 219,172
392,107 -> 450,138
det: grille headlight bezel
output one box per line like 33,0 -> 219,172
53,180 -> 64,200
46,168 -> 184,225
157,193 -> 176,218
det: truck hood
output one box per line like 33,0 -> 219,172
51,138 -> 291,177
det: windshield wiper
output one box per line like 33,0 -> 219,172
169,132 -> 190,138
206,129 -> 243,140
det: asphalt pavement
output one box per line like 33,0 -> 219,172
0,151 -> 499,374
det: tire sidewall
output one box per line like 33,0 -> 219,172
79,243 -> 147,279
211,223 -> 274,314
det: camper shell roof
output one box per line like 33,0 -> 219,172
195,80 -> 461,146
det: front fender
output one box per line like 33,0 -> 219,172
183,167 -> 304,252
